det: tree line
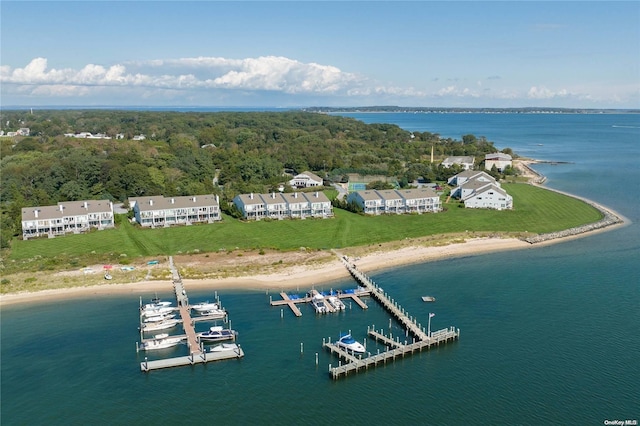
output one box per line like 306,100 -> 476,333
0,110 -> 513,248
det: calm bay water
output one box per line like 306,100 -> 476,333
2,113 -> 639,425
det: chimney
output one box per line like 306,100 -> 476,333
250,193 -> 253,200
272,192 -> 275,199
34,209 -> 39,218
315,192 -> 319,198
83,201 -> 88,209
171,198 -> 175,204
149,199 -> 153,206
192,197 -> 197,202
215,195 -> 219,204
294,192 -> 298,198
59,204 -> 64,212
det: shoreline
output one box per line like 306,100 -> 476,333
1,162 -> 629,307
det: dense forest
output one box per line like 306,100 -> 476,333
0,110 -> 513,248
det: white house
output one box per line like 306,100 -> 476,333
129,194 -> 221,228
289,171 -> 323,188
442,156 -> 475,170
485,153 -> 512,172
463,184 -> 513,210
21,199 -> 114,239
233,193 -> 266,221
448,171 -> 513,210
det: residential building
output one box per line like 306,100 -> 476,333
347,188 -> 440,215
129,194 -> 221,228
233,191 -> 333,220
442,156 -> 475,170
485,153 -> 513,171
21,199 -> 114,239
448,171 -> 513,210
463,184 -> 513,210
289,171 -> 323,188
346,190 -> 383,215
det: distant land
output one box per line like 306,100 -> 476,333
1,106 -> 638,114
302,106 -> 640,114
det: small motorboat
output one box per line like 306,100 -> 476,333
327,296 -> 345,311
198,308 -> 227,319
143,313 -> 176,323
142,319 -> 179,332
191,301 -> 219,312
421,296 -> 436,302
198,326 -> 237,342
311,294 -> 327,314
336,333 -> 366,354
141,334 -> 183,351
210,343 -> 240,353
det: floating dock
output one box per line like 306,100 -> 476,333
321,255 -> 459,379
138,256 -> 244,372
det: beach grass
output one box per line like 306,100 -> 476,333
4,183 -> 602,274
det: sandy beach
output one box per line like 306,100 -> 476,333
0,236 -> 534,307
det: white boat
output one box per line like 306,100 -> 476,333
143,313 -> 175,323
104,273 -> 112,280
142,319 -> 179,332
422,296 -> 436,302
141,300 -> 172,311
327,296 -> 345,311
210,343 -> 239,353
141,306 -> 175,317
311,294 -> 327,314
197,326 -> 237,342
336,333 -> 366,354
198,308 -> 227,319
191,301 -> 219,312
141,334 -> 183,351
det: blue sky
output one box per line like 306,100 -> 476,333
1,1 -> 639,108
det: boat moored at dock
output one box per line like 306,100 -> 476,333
311,294 -> 328,314
140,334 -> 184,351
197,326 -> 237,342
327,296 -> 346,311
336,333 -> 366,354
210,343 -> 240,353
142,319 -> 180,332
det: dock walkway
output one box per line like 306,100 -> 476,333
269,289 -> 370,317
139,257 -> 244,372
321,255 -> 460,379
340,256 -> 429,341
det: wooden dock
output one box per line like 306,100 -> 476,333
319,255 -> 460,379
325,326 -> 459,379
138,256 -> 243,372
140,345 -> 244,372
269,289 -> 370,317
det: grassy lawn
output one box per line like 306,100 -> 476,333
3,183 -> 603,274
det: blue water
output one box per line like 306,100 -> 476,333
2,113 -> 639,425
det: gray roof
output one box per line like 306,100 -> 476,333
131,195 -> 218,211
295,171 -> 323,182
354,190 -> 382,201
485,153 -> 512,161
22,200 -> 113,221
260,193 -> 287,206
397,187 -> 438,200
302,191 -> 330,203
443,156 -> 474,164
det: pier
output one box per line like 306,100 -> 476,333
269,288 -> 370,317
138,256 -> 244,372
320,255 -> 459,379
